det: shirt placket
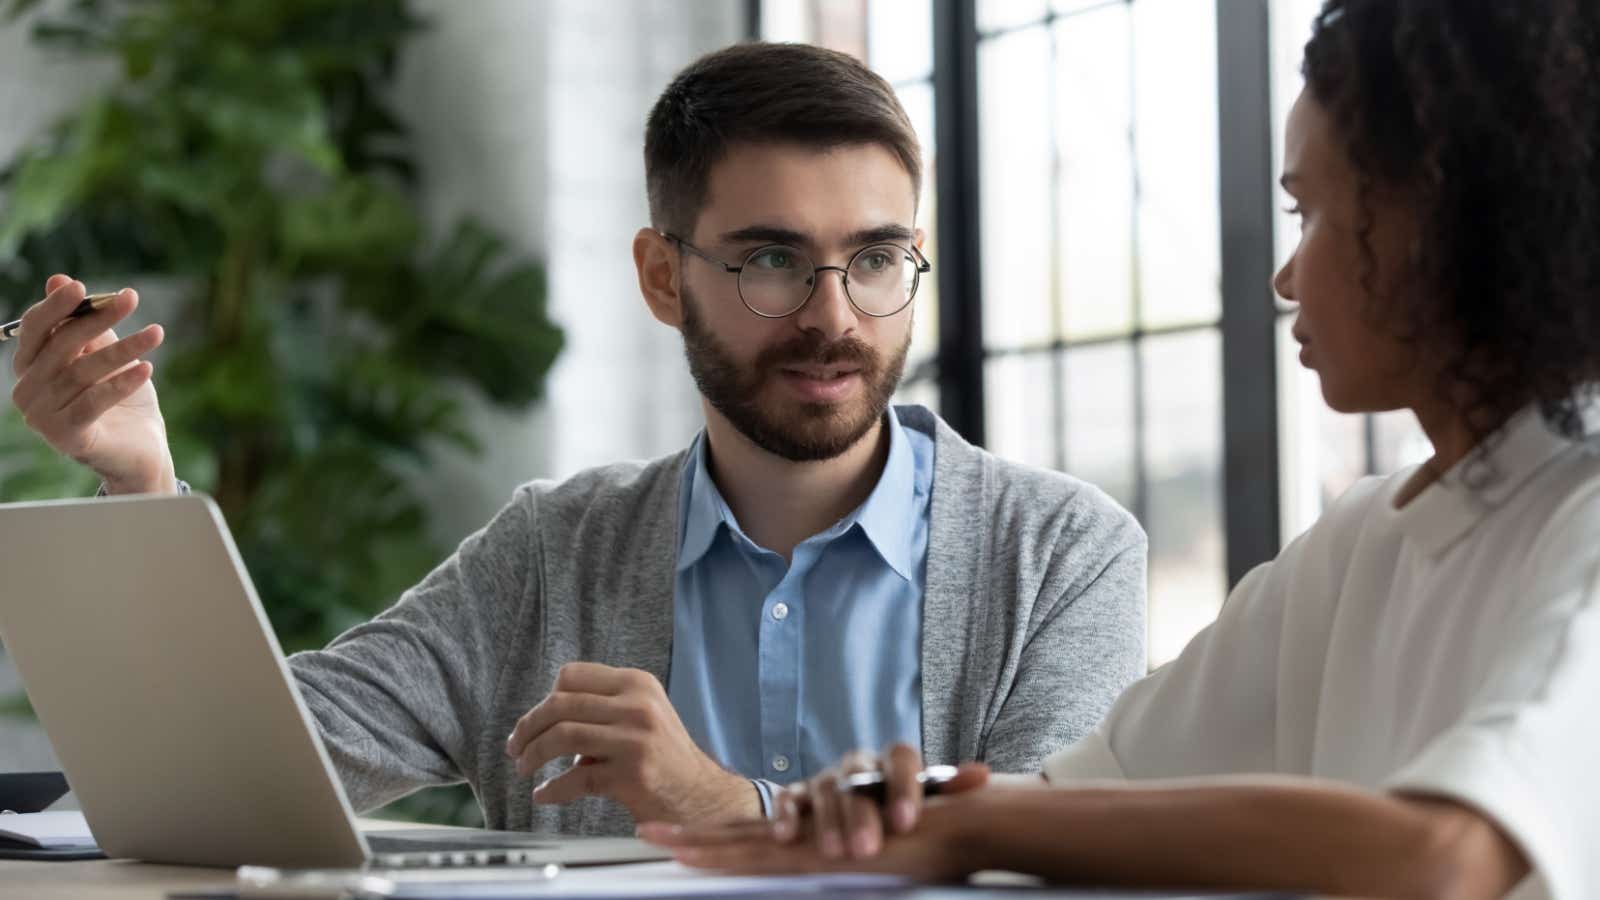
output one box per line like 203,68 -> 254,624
757,544 -> 811,782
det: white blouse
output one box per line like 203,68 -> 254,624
1045,406 -> 1600,900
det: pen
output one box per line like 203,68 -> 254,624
0,292 -> 121,343
841,764 -> 961,802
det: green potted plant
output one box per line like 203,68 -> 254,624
0,0 -> 563,823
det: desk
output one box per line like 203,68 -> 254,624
0,820 -> 1310,900
0,816 -> 432,900
0,859 -> 1316,900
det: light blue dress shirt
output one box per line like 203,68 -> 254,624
667,408 -> 934,813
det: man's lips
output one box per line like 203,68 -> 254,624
779,364 -> 862,380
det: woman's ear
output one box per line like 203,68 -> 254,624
634,228 -> 683,328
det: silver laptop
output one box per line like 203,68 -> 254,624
0,493 -> 668,869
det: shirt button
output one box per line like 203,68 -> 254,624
771,602 -> 790,621
771,754 -> 791,773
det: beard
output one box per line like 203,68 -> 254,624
679,287 -> 910,462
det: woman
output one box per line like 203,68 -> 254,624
641,2 -> 1599,897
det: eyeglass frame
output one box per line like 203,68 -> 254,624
661,231 -> 932,319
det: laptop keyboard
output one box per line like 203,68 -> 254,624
363,829 -> 562,868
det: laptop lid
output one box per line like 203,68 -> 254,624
0,494 -> 369,868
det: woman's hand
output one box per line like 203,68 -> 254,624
639,794 -> 984,883
769,743 -> 989,859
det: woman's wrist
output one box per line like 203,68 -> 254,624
926,788 -> 1011,877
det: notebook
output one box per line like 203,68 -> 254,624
0,809 -> 104,861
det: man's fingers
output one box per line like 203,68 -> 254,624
39,325 -> 163,414
13,279 -> 87,374
53,363 -> 153,440
842,793 -> 884,858
505,690 -> 629,759
530,758 -> 609,806
772,785 -> 811,842
809,773 -> 846,859
23,289 -> 141,385
552,661 -> 642,696
513,720 -> 624,778
885,743 -> 924,833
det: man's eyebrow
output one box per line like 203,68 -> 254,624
844,224 -> 915,246
718,225 -> 810,246
716,223 -> 916,248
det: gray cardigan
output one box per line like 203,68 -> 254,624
288,405 -> 1147,835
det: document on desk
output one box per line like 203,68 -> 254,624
182,860 -> 908,899
0,810 -> 97,849
526,861 -> 905,897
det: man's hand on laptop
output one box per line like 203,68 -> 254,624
505,661 -> 760,825
9,274 -> 178,495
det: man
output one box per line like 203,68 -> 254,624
6,42 -> 1146,836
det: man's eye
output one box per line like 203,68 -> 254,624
750,249 -> 796,270
859,251 -> 894,272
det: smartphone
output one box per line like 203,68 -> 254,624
840,764 -> 962,802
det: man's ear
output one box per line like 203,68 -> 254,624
634,228 -> 683,328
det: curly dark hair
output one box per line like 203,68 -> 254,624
1303,0 -> 1600,444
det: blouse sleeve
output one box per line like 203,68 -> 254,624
1382,498 -> 1600,900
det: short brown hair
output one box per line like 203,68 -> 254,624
644,42 -> 922,238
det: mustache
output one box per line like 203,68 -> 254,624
756,333 -> 879,372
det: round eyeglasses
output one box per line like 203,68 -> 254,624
664,233 -> 931,319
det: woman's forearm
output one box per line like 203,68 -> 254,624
952,780 -> 1526,900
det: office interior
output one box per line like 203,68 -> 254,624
0,0 -> 1429,823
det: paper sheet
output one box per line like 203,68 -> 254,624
233,860 -> 907,899
0,809 -> 97,849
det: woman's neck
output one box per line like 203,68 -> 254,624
1393,397 -> 1491,508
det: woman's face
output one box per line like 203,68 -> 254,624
1273,88 -> 1423,414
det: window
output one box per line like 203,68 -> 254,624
974,1 -> 1225,665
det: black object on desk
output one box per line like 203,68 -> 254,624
0,770 -> 69,813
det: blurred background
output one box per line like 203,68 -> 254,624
0,0 -> 1430,822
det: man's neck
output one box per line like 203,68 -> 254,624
700,406 -> 893,562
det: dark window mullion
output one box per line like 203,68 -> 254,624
1126,0 -> 1149,524
933,0 -> 986,445
1217,0 -> 1282,584
1048,17 -> 1068,473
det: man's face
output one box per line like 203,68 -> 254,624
677,142 -> 919,462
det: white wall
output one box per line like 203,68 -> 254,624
0,0 -> 742,777
404,0 -> 738,544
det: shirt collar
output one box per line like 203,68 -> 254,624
676,432 -> 732,572
674,407 -> 923,580
849,406 -> 922,581
1392,399 -> 1599,555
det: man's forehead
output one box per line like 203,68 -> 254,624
697,142 -> 918,244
